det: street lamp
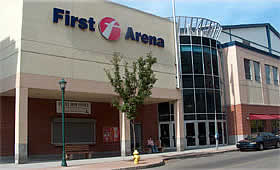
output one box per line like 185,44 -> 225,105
59,78 -> 67,167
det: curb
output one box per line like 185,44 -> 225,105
112,160 -> 165,170
113,148 -> 238,170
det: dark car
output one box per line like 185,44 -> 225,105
236,132 -> 280,151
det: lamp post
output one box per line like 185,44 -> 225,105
59,78 -> 67,167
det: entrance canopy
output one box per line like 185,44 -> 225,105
249,114 -> 280,120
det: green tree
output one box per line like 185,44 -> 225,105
105,52 -> 157,151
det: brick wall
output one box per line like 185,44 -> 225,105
0,96 -> 15,156
227,104 -> 279,136
0,97 -> 159,156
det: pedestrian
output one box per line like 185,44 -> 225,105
147,137 -> 159,153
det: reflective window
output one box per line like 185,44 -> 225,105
180,36 -> 191,44
205,76 -> 213,89
272,66 -> 278,85
203,47 -> 212,75
193,46 -> 203,74
195,75 -> 205,88
206,90 -> 215,113
254,61 -> 261,82
214,77 -> 220,89
183,89 -> 195,113
182,75 -> 193,88
265,65 -> 270,84
212,50 -> 219,76
202,37 -> 210,46
210,39 -> 216,48
215,91 -> 221,113
244,59 -> 251,80
192,36 -> 201,45
181,45 -> 193,74
195,89 -> 206,113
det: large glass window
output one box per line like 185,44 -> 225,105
205,75 -> 213,89
206,90 -> 215,113
203,47 -> 212,75
202,37 -> 210,46
253,61 -> 261,82
158,102 -> 174,121
215,91 -> 221,113
250,120 -> 265,134
193,46 -> 203,74
244,59 -> 251,80
180,36 -> 191,44
194,75 -> 205,88
192,36 -> 201,45
272,66 -> 279,85
183,89 -> 195,113
195,89 -> 206,113
265,65 -> 271,84
181,45 -> 193,74
182,75 -> 193,88
212,49 -> 219,76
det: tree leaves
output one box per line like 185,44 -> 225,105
104,52 -> 157,121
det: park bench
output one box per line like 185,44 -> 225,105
65,144 -> 93,160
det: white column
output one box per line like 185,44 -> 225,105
119,110 -> 131,157
15,87 -> 28,164
174,99 -> 185,151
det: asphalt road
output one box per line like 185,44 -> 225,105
151,148 -> 280,170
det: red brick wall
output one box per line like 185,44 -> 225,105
227,104 -> 280,136
136,104 -> 159,146
0,97 -> 159,156
0,96 -> 15,156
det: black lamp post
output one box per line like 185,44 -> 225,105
59,78 -> 67,167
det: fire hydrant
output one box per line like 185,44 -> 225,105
133,150 -> 140,165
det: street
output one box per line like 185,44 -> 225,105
151,148 -> 280,170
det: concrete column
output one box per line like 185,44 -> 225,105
119,110 -> 131,157
15,88 -> 28,164
174,99 -> 185,151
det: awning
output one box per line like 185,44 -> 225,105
249,114 -> 280,120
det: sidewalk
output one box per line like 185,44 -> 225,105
0,145 -> 238,170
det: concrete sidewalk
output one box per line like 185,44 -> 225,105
0,145 -> 238,170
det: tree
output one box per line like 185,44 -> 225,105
105,52 -> 157,151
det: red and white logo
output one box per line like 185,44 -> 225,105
99,17 -> 121,41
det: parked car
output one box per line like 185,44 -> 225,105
236,132 -> 280,151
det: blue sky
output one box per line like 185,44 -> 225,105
110,0 -> 280,32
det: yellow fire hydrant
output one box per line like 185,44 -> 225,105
133,150 -> 140,165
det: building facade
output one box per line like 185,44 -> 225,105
0,0 -> 279,164
219,24 -> 280,144
0,0 -> 186,164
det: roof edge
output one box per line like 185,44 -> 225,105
222,23 -> 280,39
218,41 -> 280,60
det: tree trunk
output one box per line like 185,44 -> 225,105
131,120 -> 136,151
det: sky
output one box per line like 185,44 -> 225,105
110,0 -> 280,32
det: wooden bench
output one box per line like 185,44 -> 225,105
65,145 -> 92,160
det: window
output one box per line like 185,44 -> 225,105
182,75 -> 193,88
212,49 -> 219,76
265,65 -> 270,84
195,89 -> 206,113
193,46 -> 203,74
180,36 -> 191,44
253,61 -> 261,82
244,59 -> 251,80
206,90 -> 215,113
250,120 -> 265,134
203,47 -> 212,75
272,66 -> 279,85
194,75 -> 205,88
180,45 -> 193,74
52,118 -> 96,144
183,89 -> 195,113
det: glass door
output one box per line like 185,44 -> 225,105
160,124 -> 170,147
198,122 -> 207,145
209,122 -> 216,145
186,123 -> 196,146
